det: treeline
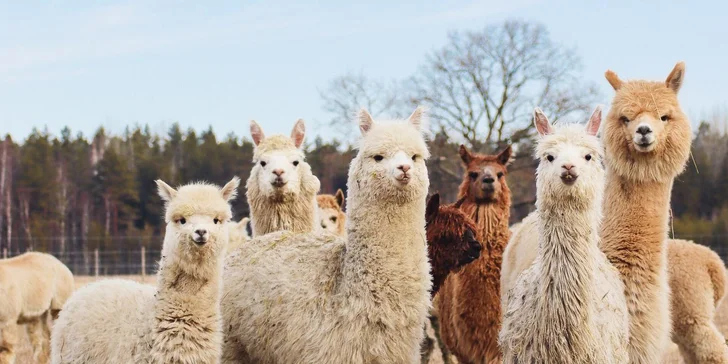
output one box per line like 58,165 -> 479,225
0,119 -> 726,255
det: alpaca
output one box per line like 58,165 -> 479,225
668,239 -> 728,363
227,217 -> 251,253
599,62 -> 692,363
420,192 -> 482,364
504,222 -> 728,363
435,144 -> 513,364
50,177 -> 240,364
499,106 -> 629,363
247,119 -> 320,237
316,189 -> 346,236
425,193 -> 481,296
221,107 -> 432,364
0,252 -> 73,364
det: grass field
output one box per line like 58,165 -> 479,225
12,275 -> 726,363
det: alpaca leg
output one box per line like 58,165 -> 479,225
0,322 -> 18,364
674,321 -> 728,364
26,314 -> 50,364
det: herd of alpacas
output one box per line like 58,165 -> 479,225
0,61 -> 726,364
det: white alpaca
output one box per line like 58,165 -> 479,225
247,119 -> 320,237
0,252 -> 74,364
221,107 -> 433,364
499,107 -> 629,364
51,177 -> 240,364
227,217 -> 250,253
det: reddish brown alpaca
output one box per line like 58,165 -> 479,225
425,193 -> 482,297
436,145 -> 512,364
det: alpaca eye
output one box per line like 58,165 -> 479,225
585,154 -> 592,161
546,155 -> 555,162
660,115 -> 670,122
214,218 -> 220,224
330,216 -> 337,222
411,155 -> 417,161
468,172 -> 478,180
260,161 -> 267,167
293,160 -> 299,166
177,218 -> 186,225
497,172 -> 504,178
373,155 -> 384,162
619,116 -> 630,124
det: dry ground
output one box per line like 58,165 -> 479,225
11,275 -> 727,363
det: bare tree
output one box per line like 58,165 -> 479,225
319,71 -> 405,142
407,20 -> 600,152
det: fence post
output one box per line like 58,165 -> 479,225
94,249 -> 99,277
2,248 -> 6,259
141,246 -> 146,279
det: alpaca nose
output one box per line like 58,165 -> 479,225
398,164 -> 411,173
637,125 -> 652,136
482,177 -> 495,184
272,169 -> 285,177
562,164 -> 574,171
195,229 -> 207,236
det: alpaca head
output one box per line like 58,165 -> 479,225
349,107 -> 431,204
316,189 -> 346,236
425,193 -> 481,279
248,119 -> 319,201
458,145 -> 512,204
156,177 -> 239,275
533,106 -> 604,209
228,217 -> 250,247
602,62 -> 692,182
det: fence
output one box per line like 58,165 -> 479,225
2,247 -> 161,276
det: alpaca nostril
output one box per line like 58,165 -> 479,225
637,126 -> 652,136
482,177 -> 495,184
562,164 -> 574,171
195,229 -> 207,236
272,169 -> 285,177
398,164 -> 411,173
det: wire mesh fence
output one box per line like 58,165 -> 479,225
2,246 -> 162,276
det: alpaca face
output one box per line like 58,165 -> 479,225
354,107 -> 431,203
602,62 -> 692,182
156,178 -> 239,272
228,218 -> 250,246
318,207 -> 342,233
425,194 -> 482,278
459,145 -> 512,203
534,107 -> 604,205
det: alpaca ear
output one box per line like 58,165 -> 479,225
585,105 -> 603,136
290,119 -> 306,149
665,61 -> 685,94
497,145 -> 513,166
358,109 -> 374,135
250,120 -> 265,146
605,70 -> 623,91
458,144 -> 472,165
220,176 -> 241,202
155,180 -> 177,202
335,189 -> 345,209
426,193 -> 440,222
533,107 -> 552,137
407,106 -> 426,131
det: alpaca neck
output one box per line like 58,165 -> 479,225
155,257 -> 222,310
460,201 -> 510,267
601,173 -> 672,259
341,196 -> 429,303
249,191 -> 316,237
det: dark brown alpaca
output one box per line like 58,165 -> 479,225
425,193 -> 482,297
435,144 -> 513,364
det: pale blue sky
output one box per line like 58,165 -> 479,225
1,0 -> 726,143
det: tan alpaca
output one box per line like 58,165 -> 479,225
316,189 -> 346,236
227,217 -> 250,253
0,253 -> 73,364
599,62 -> 692,364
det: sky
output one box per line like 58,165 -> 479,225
1,0 -> 726,144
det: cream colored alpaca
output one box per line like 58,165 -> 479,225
51,177 -> 240,364
247,119 -> 320,237
227,217 -> 250,253
0,252 -> 73,364
500,107 -> 628,363
316,189 -> 346,236
600,62 -> 692,364
221,107 -> 432,364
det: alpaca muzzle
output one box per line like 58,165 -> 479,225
560,170 -> 578,185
